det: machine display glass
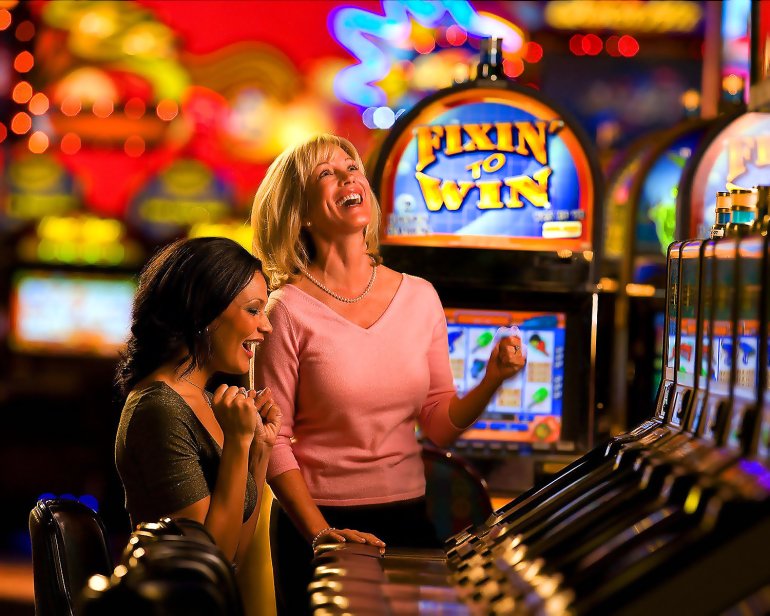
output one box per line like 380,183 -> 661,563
665,247 -> 681,382
736,237 -> 761,397
379,89 -> 595,252
9,270 -> 135,357
690,112 -> 770,238
637,129 -> 705,256
677,243 -> 700,388
711,241 -> 738,393
445,308 -> 566,444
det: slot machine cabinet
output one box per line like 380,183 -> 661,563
602,113 -> 740,431
368,77 -> 609,495
679,111 -> 770,240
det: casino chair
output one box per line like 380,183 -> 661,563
421,443 -> 493,541
28,498 -> 113,616
81,517 -> 245,616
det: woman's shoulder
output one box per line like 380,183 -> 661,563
122,382 -> 193,432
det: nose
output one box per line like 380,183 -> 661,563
258,314 -> 273,334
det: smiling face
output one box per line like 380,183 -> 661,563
304,145 -> 372,240
208,272 -> 272,375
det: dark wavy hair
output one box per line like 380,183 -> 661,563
116,237 -> 264,397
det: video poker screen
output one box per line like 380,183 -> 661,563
445,308 -> 566,445
9,270 -> 135,357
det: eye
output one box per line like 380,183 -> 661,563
348,164 -> 359,171
247,308 -> 261,316
318,168 -> 332,179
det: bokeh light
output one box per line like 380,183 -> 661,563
524,41 -> 543,63
11,111 -> 31,134
124,97 -> 146,119
156,99 -> 179,121
618,35 -> 640,57
29,92 -> 50,115
92,98 -> 115,118
124,135 -> 146,157
60,132 -> 82,155
28,131 -> 50,154
60,96 -> 82,116
14,50 -> 34,73
12,81 -> 32,104
15,19 -> 34,41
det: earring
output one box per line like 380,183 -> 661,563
305,221 -> 312,227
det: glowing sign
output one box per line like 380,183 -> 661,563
545,1 -> 702,34
331,0 -> 524,108
690,112 -> 770,238
376,87 -> 595,251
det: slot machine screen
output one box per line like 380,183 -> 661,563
736,237 -> 762,397
665,246 -> 681,382
677,243 -> 701,389
9,270 -> 135,357
711,241 -> 739,395
637,129 -> 705,256
445,308 -> 566,445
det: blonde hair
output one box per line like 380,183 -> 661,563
251,134 -> 382,290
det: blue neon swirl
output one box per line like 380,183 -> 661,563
331,0 -> 524,108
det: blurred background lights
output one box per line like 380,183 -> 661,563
12,80 -> 32,104
11,111 -> 31,134
722,73 -> 743,95
28,131 -> 50,154
0,7 -> 10,30
59,96 -> 82,117
15,19 -> 34,41
28,92 -> 50,115
124,135 -> 145,157
680,88 -> 700,112
124,96 -> 146,119
156,98 -> 179,121
372,106 -> 396,129
14,50 -> 33,72
60,132 -> 82,155
92,98 -> 114,118
617,34 -> 640,57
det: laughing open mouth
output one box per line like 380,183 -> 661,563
336,193 -> 363,207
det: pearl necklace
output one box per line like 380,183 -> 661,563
302,258 -> 377,304
181,375 -> 212,408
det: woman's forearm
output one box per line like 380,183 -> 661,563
270,469 -> 330,543
234,447 -> 271,565
448,375 -> 501,431
206,436 -> 251,560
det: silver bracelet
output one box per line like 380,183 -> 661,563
311,526 -> 336,551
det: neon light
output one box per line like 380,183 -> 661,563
331,1 -> 524,108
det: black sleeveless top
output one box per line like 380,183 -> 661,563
115,381 -> 257,527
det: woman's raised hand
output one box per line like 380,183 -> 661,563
246,387 -> 282,448
485,331 -> 527,386
211,384 -> 260,446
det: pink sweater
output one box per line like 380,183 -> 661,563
253,274 -> 462,506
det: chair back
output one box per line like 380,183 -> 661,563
81,517 -> 244,616
421,444 -> 493,541
29,498 -> 112,616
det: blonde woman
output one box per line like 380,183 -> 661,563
251,134 -> 526,615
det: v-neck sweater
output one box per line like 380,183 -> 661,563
253,273 -> 462,506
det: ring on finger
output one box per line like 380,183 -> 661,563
237,388 -> 248,398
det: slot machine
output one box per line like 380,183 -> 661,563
368,45 -> 608,495
679,111 -> 770,239
602,114 -> 740,430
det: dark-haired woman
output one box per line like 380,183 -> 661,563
115,237 -> 281,564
